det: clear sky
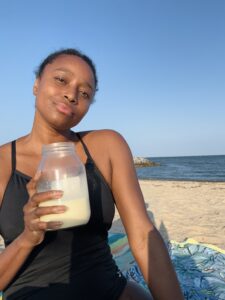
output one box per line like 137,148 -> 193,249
0,0 -> 224,157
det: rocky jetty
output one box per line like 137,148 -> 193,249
133,157 -> 160,167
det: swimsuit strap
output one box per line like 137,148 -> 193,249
76,133 -> 93,162
11,140 -> 16,172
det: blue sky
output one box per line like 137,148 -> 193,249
0,0 -> 224,157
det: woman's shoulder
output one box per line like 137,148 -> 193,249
77,129 -> 127,146
0,141 -> 12,161
0,136 -> 29,205
0,137 -> 25,161
77,129 -> 132,165
0,135 -> 27,152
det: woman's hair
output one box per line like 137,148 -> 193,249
35,48 -> 98,91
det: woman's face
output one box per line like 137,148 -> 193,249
33,54 -> 95,131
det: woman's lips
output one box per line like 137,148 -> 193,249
55,102 -> 74,116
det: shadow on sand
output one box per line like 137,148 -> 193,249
112,204 -> 214,299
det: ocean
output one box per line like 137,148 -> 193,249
136,155 -> 225,182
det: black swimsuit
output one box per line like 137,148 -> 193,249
0,136 -> 127,300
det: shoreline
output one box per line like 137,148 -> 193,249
111,179 -> 225,251
138,178 -> 225,186
138,178 -> 225,183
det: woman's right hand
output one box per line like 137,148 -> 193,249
20,172 -> 66,248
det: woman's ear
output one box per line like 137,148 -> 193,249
33,79 -> 39,96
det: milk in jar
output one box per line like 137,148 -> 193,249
37,142 -> 90,229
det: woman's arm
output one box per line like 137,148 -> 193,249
107,131 -> 184,300
0,233 -> 36,290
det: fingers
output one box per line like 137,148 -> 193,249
24,190 -> 66,219
32,204 -> 67,218
28,219 -> 64,232
22,174 -> 67,245
24,188 -> 66,233
29,190 -> 64,208
24,205 -> 65,232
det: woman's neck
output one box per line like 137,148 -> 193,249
28,117 -> 76,145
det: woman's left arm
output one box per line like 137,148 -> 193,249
107,131 -> 184,300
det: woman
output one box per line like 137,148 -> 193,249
0,48 -> 184,299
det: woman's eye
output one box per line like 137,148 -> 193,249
55,76 -> 66,83
79,91 -> 90,99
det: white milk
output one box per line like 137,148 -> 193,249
38,174 -> 90,229
39,198 -> 90,228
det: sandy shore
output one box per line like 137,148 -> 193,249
110,180 -> 225,251
1,180 -> 225,251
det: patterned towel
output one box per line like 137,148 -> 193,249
1,235 -> 224,300
108,233 -> 225,300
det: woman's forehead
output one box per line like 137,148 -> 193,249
43,55 -> 95,84
46,55 -> 90,71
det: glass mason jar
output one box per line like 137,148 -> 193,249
36,142 -> 90,229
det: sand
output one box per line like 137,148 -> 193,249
1,180 -> 225,251
110,180 -> 225,251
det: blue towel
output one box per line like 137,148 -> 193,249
109,233 -> 225,300
1,236 -> 225,300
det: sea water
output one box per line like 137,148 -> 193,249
136,155 -> 225,182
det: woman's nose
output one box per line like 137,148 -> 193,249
64,93 -> 78,104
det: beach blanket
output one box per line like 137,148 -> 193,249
109,233 -> 225,300
1,234 -> 224,300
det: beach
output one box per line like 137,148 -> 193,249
110,180 -> 225,251
1,179 -> 225,251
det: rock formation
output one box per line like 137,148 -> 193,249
133,157 -> 160,167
